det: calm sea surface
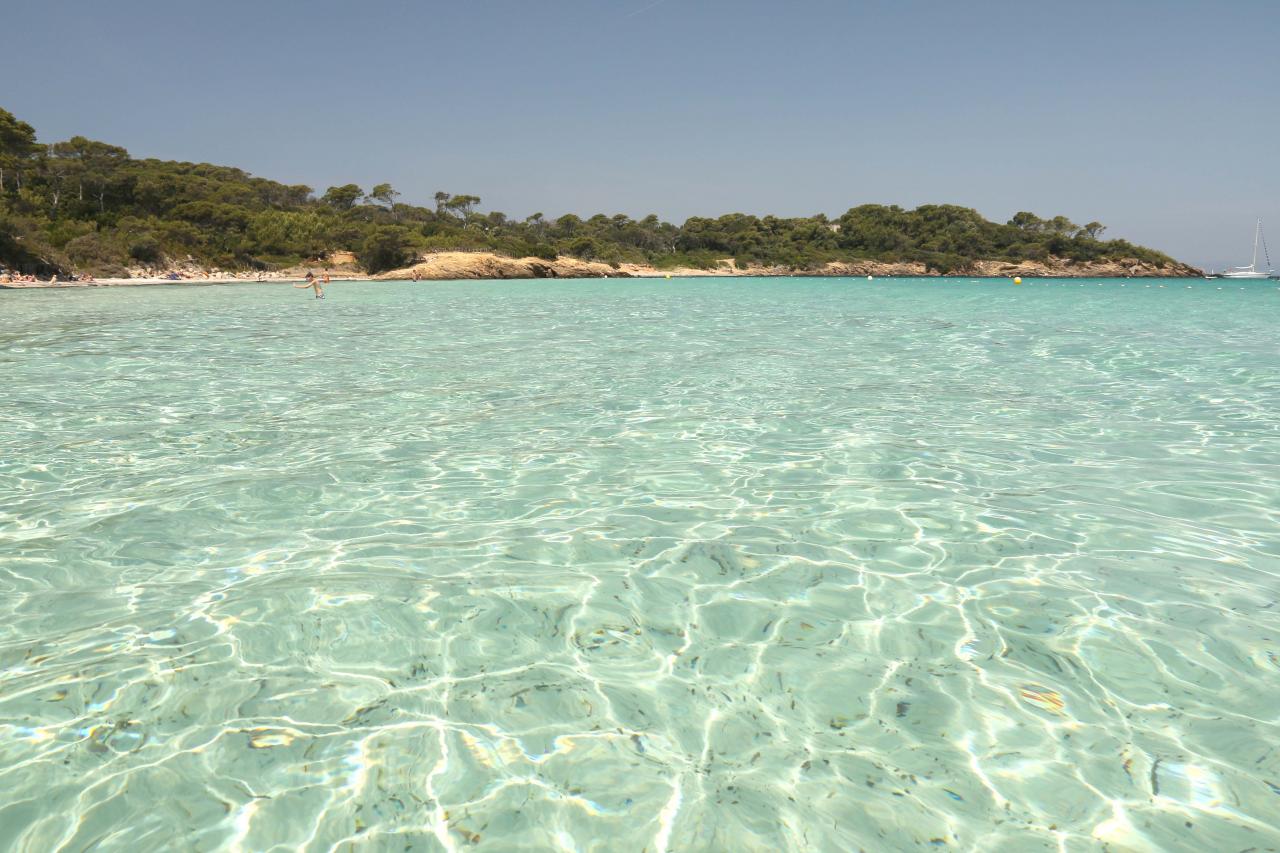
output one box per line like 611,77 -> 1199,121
1,277 -> 1279,851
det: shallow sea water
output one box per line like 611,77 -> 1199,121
1,277 -> 1279,851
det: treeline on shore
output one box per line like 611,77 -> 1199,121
0,107 -> 1179,276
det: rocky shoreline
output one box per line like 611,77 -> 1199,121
3,251 -> 1201,289
373,251 -> 1201,281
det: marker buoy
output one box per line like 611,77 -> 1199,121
1013,277 -> 1022,285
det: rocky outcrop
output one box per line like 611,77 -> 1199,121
955,256 -> 1201,278
365,251 -> 1204,282
777,257 -> 1198,278
373,252 -> 627,281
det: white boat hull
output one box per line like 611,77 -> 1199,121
1222,221 -> 1273,279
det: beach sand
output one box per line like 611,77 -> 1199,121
1,250 -> 1200,289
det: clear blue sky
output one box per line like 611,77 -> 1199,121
4,0 -> 1277,269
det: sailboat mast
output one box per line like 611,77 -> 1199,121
1253,219 -> 1260,269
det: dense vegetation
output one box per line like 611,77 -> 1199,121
0,107 -> 1179,276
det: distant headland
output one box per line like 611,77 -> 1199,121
0,107 -> 1198,281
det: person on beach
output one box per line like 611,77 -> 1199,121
294,271 -> 324,299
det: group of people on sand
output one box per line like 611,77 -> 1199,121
295,270 -> 330,298
0,267 -> 332,289
0,271 -> 95,284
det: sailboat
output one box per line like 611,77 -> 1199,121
1221,220 -> 1274,279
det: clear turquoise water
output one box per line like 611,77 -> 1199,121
1,277 -> 1279,851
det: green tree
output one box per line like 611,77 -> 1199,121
369,183 -> 400,210
445,194 -> 480,221
1008,211 -> 1045,232
0,108 -> 38,192
359,225 -> 416,273
553,214 -> 582,238
321,184 -> 364,210
249,210 -> 327,257
525,211 -> 546,239
50,136 -> 129,212
44,143 -> 78,214
1046,215 -> 1078,235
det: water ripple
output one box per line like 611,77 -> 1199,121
2,278 -> 1279,850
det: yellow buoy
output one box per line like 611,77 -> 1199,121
1013,277 -> 1023,285
664,274 -> 671,280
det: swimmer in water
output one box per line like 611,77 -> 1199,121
294,271 -> 324,298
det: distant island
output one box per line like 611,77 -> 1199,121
0,107 -> 1198,280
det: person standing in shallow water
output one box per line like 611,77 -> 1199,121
294,270 -> 324,299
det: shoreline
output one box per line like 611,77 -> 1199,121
2,251 -> 1206,290
2,272 -> 1221,291
0,273 -> 372,290
371,251 -> 1201,281
1,277 -> 305,289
